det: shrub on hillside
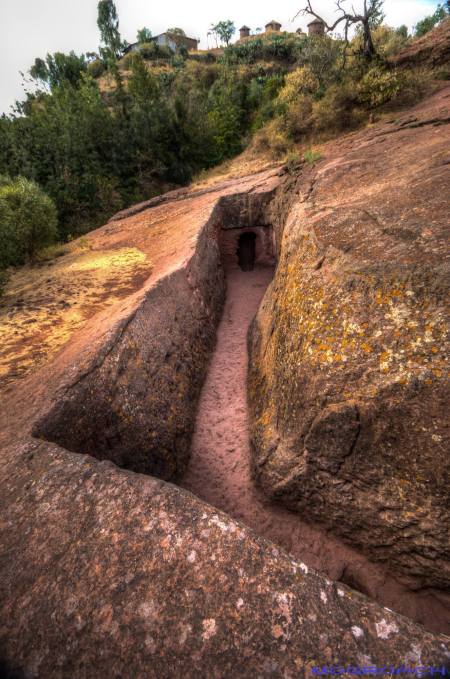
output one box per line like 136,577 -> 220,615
0,270 -> 8,295
138,42 -> 159,60
87,59 -> 106,78
357,65 -> 405,107
252,116 -> 291,157
281,95 -> 315,139
0,190 -> 15,269
0,177 -> 58,268
297,36 -> 343,90
138,42 -> 173,61
277,66 -> 320,106
221,33 -> 306,65
122,51 -> 140,70
371,25 -> 410,58
312,82 -> 364,132
189,52 -> 217,64
247,74 -> 284,130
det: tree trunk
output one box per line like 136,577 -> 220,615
362,20 -> 375,60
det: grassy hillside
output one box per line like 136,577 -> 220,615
0,17 -> 449,279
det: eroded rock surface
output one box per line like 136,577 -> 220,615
0,439 -> 448,679
249,86 -> 450,590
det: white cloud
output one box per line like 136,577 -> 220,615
0,0 -> 440,113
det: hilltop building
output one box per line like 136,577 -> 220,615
307,19 -> 326,37
236,19 -> 323,43
124,31 -> 199,55
239,25 -> 251,40
265,20 -> 282,32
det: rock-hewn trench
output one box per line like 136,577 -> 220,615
1,153 -> 450,675
30,186 -> 448,636
181,220 -> 449,636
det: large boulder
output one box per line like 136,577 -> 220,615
0,439 -> 448,679
249,86 -> 450,590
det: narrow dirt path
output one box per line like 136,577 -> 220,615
181,264 -> 449,635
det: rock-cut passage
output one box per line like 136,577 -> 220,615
182,263 -> 273,514
181,259 -> 450,635
237,232 -> 257,271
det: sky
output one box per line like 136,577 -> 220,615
0,0 -> 440,114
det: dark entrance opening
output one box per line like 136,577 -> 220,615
237,232 -> 257,271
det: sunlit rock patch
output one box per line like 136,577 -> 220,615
0,246 -> 151,390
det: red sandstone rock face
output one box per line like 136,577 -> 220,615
0,169 -> 281,479
0,439 -> 449,678
249,86 -> 450,592
0,89 -> 449,675
391,18 -> 450,69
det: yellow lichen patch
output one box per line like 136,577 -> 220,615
68,249 -> 146,272
261,260 -> 448,426
0,247 -> 152,391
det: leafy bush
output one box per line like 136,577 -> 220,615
252,116 -> 291,157
350,25 -> 409,61
312,82 -> 363,132
189,52 -> 217,64
357,66 -> 405,107
221,33 -> 306,65
0,177 -> 58,267
282,94 -> 315,138
372,25 -> 410,57
285,149 -> 301,172
277,66 -> 320,107
0,190 -> 16,269
87,59 -> 106,78
297,36 -> 343,89
0,269 -> 8,295
32,243 -> 69,263
122,51 -> 140,70
139,42 -> 159,60
247,74 -> 284,130
304,149 -> 322,164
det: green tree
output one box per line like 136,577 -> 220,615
30,52 -> 87,90
1,75 -> 122,238
137,27 -> 152,43
211,21 -> 236,46
207,71 -> 246,162
0,176 -> 58,265
368,0 -> 385,27
167,28 -> 186,36
414,4 -> 447,36
97,0 -> 123,59
396,25 -> 409,39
